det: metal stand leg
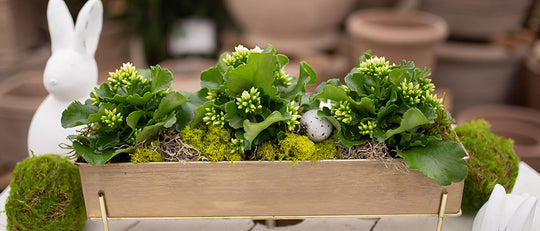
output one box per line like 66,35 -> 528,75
265,219 -> 276,229
436,190 -> 448,231
98,191 -> 110,231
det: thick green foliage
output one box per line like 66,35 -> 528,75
312,52 -> 468,185
192,44 -> 317,155
180,125 -> 242,161
455,119 -> 520,213
62,63 -> 190,166
6,154 -> 86,231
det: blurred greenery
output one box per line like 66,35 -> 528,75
126,0 -> 231,64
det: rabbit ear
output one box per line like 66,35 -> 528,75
47,0 -> 75,53
73,0 -> 103,57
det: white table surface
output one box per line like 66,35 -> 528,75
1,162 -> 539,231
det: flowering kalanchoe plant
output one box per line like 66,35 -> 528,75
61,63 -> 190,166
312,52 -> 468,186
191,44 -> 316,156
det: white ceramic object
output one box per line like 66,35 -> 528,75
27,0 -> 102,157
300,109 -> 333,142
472,184 -> 540,231
168,18 -> 217,56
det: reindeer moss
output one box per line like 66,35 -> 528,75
6,154 -> 86,231
180,125 -> 241,161
455,119 -> 520,214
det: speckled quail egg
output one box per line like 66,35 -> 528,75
300,109 -> 333,142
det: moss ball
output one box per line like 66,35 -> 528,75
455,119 -> 520,214
6,154 -> 86,231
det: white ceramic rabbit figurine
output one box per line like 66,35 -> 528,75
472,184 -> 540,231
27,0 -> 102,157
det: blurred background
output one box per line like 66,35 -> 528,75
0,0 -> 539,189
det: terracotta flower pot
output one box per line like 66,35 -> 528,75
225,0 -> 355,55
456,105 -> 540,172
430,42 -> 528,114
422,0 -> 533,40
525,42 -> 540,110
346,9 -> 448,70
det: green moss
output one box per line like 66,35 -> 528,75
279,133 -> 316,161
179,125 -> 205,149
255,133 -> 340,162
6,154 -> 86,231
313,132 -> 342,160
180,125 -> 239,161
130,145 -> 163,163
256,142 -> 280,161
455,119 -> 520,214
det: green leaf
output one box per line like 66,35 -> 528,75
317,108 -> 341,132
276,54 -> 289,68
243,111 -> 289,146
224,48 -> 277,97
61,100 -> 98,128
138,69 -> 152,81
182,88 -> 209,112
87,102 -> 116,123
153,92 -> 188,120
126,110 -> 145,130
317,108 -> 366,147
281,61 -> 316,99
150,65 -> 173,92
224,101 -> 244,129
136,122 -> 165,143
299,61 -> 317,85
314,78 -> 341,94
94,82 -> 114,99
344,72 -> 366,95
112,91 -> 157,106
313,85 -> 350,102
163,113 -> 177,128
73,141 -> 133,166
191,101 -> 215,127
201,67 -> 223,89
175,103 -> 193,131
353,97 -> 375,115
384,107 -> 430,140
397,140 -> 468,186
93,132 -> 122,150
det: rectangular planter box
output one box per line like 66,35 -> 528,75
77,159 -> 464,219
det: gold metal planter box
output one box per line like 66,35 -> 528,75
77,159 -> 464,230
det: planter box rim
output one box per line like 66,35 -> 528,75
75,158 -> 405,167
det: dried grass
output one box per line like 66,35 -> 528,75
339,140 -> 408,172
157,131 -> 207,162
